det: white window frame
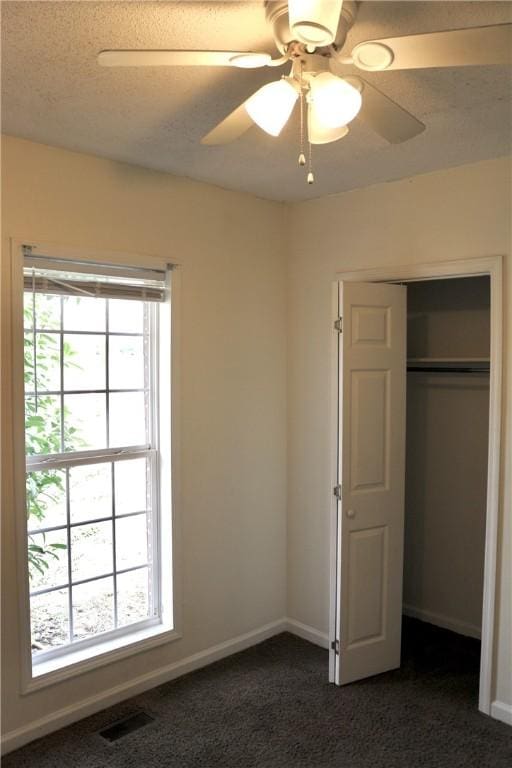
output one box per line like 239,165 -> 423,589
11,240 -> 182,694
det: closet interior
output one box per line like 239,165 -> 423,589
402,276 -> 490,689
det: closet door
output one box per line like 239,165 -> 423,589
334,281 -> 406,685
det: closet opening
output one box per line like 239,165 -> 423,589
329,257 -> 502,719
402,275 -> 490,708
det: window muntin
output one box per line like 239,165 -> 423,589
24,264 -> 165,665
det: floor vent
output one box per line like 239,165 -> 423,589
99,712 -> 155,742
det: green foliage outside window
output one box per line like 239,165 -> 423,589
24,299 -> 83,579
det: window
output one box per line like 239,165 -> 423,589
22,250 -> 173,677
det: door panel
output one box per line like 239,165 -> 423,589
350,370 -> 390,492
351,304 -> 391,347
347,526 -> 387,647
335,281 -> 406,685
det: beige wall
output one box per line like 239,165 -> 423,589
2,137 -> 511,744
287,157 -> 512,708
1,136 -> 288,737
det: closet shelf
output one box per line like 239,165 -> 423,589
407,357 -> 490,374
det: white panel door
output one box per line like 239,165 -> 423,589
334,281 -> 407,685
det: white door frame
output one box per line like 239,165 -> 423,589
329,255 -> 503,717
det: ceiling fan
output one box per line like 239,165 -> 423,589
98,0 -> 512,183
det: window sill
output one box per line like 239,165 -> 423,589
24,622 -> 180,694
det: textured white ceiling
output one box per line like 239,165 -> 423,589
2,1 -> 511,201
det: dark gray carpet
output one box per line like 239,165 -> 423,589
4,619 -> 512,767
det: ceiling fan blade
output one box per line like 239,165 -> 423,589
357,80 -> 425,144
201,102 -> 254,145
351,24 -> 512,71
98,50 -> 271,68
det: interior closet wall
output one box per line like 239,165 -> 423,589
403,277 -> 490,637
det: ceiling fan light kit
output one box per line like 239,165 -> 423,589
98,0 -> 512,185
308,112 -> 349,146
307,72 -> 362,129
245,77 -> 299,137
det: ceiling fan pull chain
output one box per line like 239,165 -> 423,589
298,62 -> 306,167
307,123 -> 314,185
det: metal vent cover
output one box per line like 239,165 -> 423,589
99,711 -> 155,742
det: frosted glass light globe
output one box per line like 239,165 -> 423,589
245,78 -> 299,136
308,103 -> 349,144
309,72 -> 362,128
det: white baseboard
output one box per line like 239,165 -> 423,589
491,700 -> 512,726
1,618 -> 287,756
403,603 -> 481,640
285,618 -> 329,649
3,615 -> 507,755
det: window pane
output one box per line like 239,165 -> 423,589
72,577 -> 114,640
37,334 -> 61,391
64,334 -> 105,391
28,529 -> 68,591
117,568 -> 150,627
115,514 -> 148,570
71,521 -> 112,582
26,468 -> 66,529
34,332 -> 61,391
24,285 -> 161,659
108,299 -> 144,334
64,393 -> 106,451
24,333 -> 35,390
24,292 -> 34,330
109,336 -> 145,390
31,589 -> 69,652
63,296 -> 106,332
114,458 -> 148,515
109,392 -> 147,447
69,463 -> 111,524
25,395 -> 62,455
34,293 -> 61,331
24,333 -> 61,393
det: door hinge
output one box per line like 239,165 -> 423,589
330,639 -> 340,655
333,484 -> 342,500
334,317 -> 343,333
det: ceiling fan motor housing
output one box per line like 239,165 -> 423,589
265,0 -> 358,55
291,52 -> 330,76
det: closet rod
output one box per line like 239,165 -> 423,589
407,366 -> 490,374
